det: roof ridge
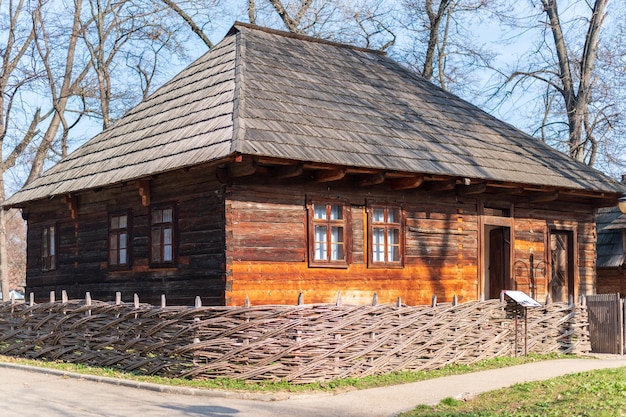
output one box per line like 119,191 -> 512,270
229,21 -> 386,56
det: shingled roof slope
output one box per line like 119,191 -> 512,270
5,22 -> 624,207
596,207 -> 625,268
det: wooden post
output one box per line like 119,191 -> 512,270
244,294 -> 250,308
372,292 -> 378,306
134,293 -> 140,308
193,296 -> 201,344
115,292 -> 122,305
431,295 -> 437,307
61,290 -> 68,303
452,294 -> 458,306
161,294 -> 167,308
49,291 -> 55,303
396,297 -> 402,308
297,292 -> 304,306
336,291 -> 342,306
545,293 -> 551,305
29,292 -> 34,307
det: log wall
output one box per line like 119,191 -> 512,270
23,164 -> 227,305
226,177 -> 598,306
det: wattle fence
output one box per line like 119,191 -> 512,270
0,296 -> 590,384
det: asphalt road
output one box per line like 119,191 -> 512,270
2,357 -> 626,417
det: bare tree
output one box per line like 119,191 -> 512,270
0,0 -> 41,301
503,0 -> 612,166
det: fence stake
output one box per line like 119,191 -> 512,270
195,296 -> 202,308
431,295 -> 437,307
193,296 -> 201,344
115,292 -> 122,305
396,296 -> 401,308
61,290 -> 68,303
452,294 -> 458,306
49,291 -> 55,304
372,293 -> 378,306
569,294 -> 574,306
336,292 -> 342,306
244,294 -> 250,308
85,292 -> 92,316
161,294 -> 167,308
545,293 -> 551,305
134,293 -> 140,308
297,292 -> 304,306
29,292 -> 34,307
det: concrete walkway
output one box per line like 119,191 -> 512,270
2,356 -> 626,417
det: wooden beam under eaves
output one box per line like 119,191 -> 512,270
228,157 -> 258,178
272,163 -> 303,179
456,182 -> 487,196
391,175 -> 424,190
423,179 -> 457,192
530,191 -> 559,203
315,167 -> 347,183
354,172 -> 385,187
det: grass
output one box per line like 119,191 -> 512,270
399,366 -> 626,417
0,353 -> 565,393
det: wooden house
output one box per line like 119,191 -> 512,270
4,23 -> 625,306
596,207 -> 626,295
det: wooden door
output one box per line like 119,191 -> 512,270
550,231 -> 574,303
488,227 -> 510,299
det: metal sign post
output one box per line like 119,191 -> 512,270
503,290 -> 541,356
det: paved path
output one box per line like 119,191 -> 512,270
2,356 -> 626,417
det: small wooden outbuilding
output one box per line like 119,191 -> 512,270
596,207 -> 626,295
4,23 -> 625,306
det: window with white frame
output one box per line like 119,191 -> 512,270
368,205 -> 403,267
308,201 -> 349,267
151,205 -> 175,265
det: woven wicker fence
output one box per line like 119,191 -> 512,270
0,296 -> 590,383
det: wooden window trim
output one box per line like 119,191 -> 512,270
108,210 -> 132,269
367,203 -> 405,268
149,203 -> 177,267
307,198 -> 351,268
41,223 -> 57,271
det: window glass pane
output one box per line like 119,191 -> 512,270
388,229 -> 400,261
373,228 -> 385,262
314,204 -> 326,220
373,208 -> 385,222
119,215 -> 127,229
152,209 -> 162,224
162,208 -> 173,223
314,225 -> 327,260
331,226 -> 344,260
330,205 -> 342,220
388,208 -> 399,223
331,242 -> 344,261
151,229 -> 161,262
163,227 -> 172,245
119,233 -> 127,249
111,216 -> 119,229
119,248 -> 127,264
49,228 -> 55,256
43,229 -> 49,255
163,245 -> 172,262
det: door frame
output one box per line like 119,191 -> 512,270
478,201 -> 514,301
547,225 -> 578,303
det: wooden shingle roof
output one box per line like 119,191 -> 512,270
5,22 -> 625,207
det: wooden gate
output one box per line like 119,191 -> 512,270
586,294 -> 624,354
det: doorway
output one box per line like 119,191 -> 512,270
550,230 -> 575,303
485,225 -> 511,299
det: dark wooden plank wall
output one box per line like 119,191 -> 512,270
24,164 -> 227,305
227,178 -> 598,307
597,268 -> 626,295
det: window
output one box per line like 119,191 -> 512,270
42,224 -> 56,271
368,205 -> 403,267
109,212 -> 130,267
151,205 -> 175,265
308,201 -> 349,267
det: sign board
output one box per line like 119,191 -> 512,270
503,290 -> 541,308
